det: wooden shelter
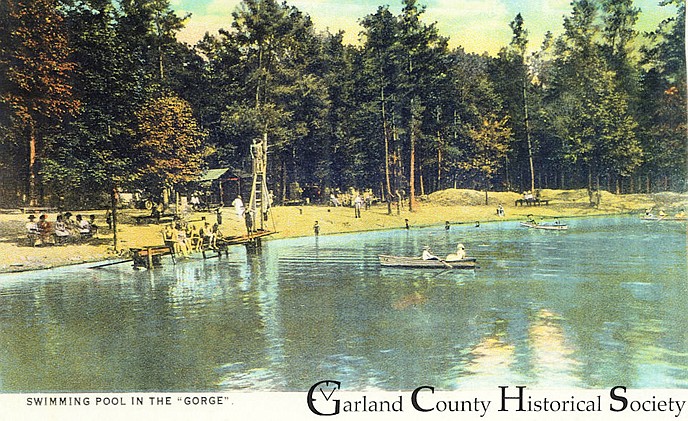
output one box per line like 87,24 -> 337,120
196,168 -> 251,206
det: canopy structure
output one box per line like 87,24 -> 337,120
195,168 -> 251,206
198,168 -> 231,183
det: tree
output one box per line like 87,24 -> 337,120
599,0 -> 640,102
132,95 -> 211,196
0,0 -> 79,205
545,0 -> 642,193
359,6 -> 404,198
117,0 -> 187,86
210,0 -> 330,202
637,0 -> 686,191
491,14 -> 537,193
458,117 -> 512,189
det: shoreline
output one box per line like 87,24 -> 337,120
0,188 -> 685,275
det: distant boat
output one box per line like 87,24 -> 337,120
520,221 -> 568,231
641,215 -> 686,222
378,255 -> 477,269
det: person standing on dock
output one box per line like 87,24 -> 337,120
313,221 -> 320,236
244,210 -> 254,235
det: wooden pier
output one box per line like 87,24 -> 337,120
129,229 -> 276,269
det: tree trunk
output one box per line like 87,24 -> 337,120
409,125 -> 415,212
646,175 -> 650,194
436,106 -> 442,191
381,87 -> 392,198
281,160 -> 288,203
111,187 -> 118,252
27,120 -> 37,206
437,133 -> 442,191
523,72 -> 535,194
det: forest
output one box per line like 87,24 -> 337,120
0,0 -> 685,208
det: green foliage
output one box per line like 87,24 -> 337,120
0,0 -> 684,207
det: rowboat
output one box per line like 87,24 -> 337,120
520,221 -> 568,230
378,255 -> 477,269
641,215 -> 686,221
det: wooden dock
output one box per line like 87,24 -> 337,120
129,230 -> 276,269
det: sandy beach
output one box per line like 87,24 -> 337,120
0,188 -> 684,274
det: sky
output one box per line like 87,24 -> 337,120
170,0 -> 678,56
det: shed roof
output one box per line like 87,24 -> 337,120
197,167 -> 252,183
198,168 -> 230,182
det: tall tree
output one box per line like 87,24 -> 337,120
637,0 -> 686,191
397,0 -> 450,208
599,0 -> 640,102
0,0 -> 79,205
546,0 -> 641,193
214,0 -> 330,201
492,14 -> 537,193
359,6 -> 403,198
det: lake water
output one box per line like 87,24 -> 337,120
0,216 -> 686,392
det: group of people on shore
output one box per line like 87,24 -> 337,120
25,212 -> 98,246
161,217 -> 222,257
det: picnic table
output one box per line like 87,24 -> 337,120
514,198 -> 550,206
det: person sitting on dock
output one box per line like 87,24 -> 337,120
187,223 -> 203,252
212,223 -> 223,242
162,224 -> 187,257
446,244 -> 466,262
200,221 -> 217,249
175,222 -> 191,256
422,246 -> 439,261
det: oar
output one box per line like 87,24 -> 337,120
439,259 -> 452,269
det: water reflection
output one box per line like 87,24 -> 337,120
0,216 -> 685,391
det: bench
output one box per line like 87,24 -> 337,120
283,199 -> 304,206
133,213 -> 174,225
515,198 -> 550,206
20,207 -> 58,214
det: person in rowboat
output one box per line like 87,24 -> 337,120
422,246 -> 439,260
445,244 -> 466,262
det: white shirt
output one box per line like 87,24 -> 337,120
422,250 -> 438,260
